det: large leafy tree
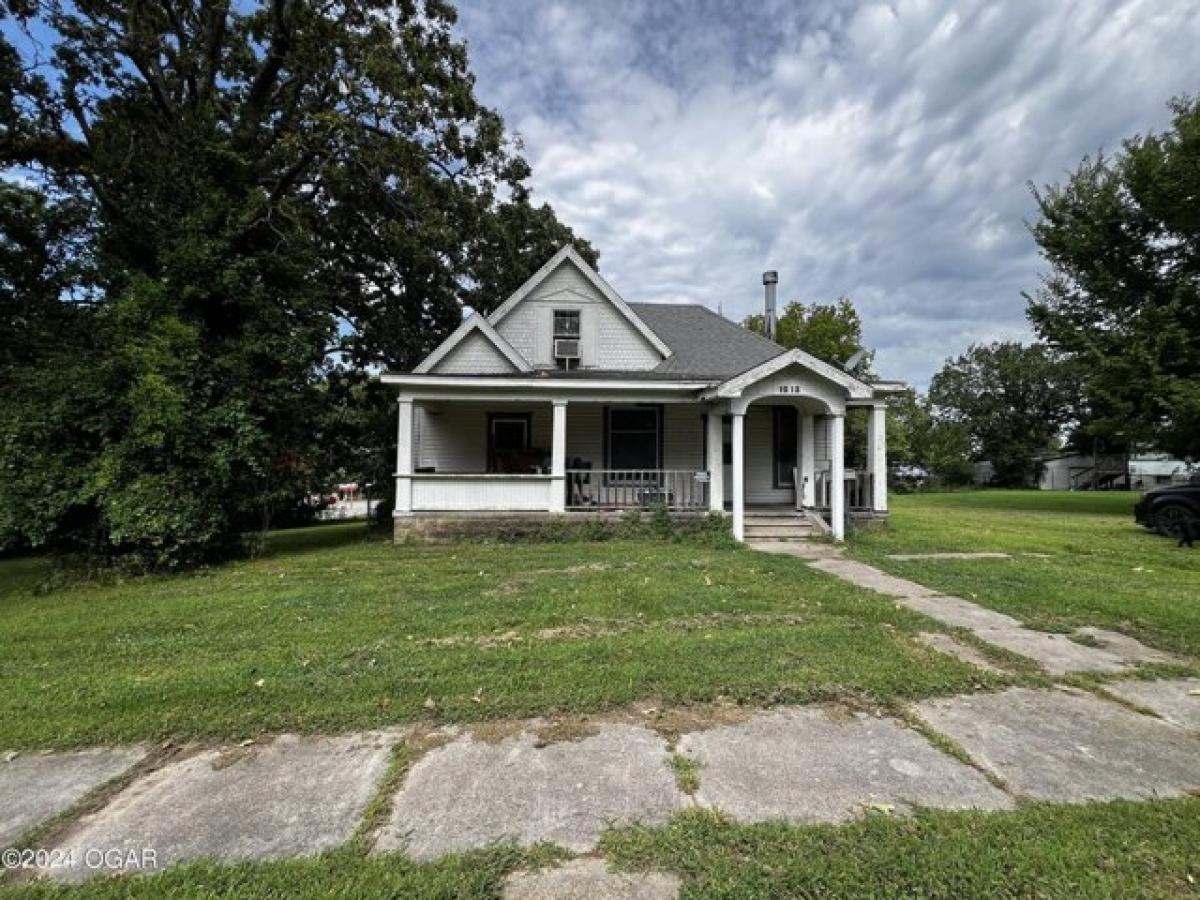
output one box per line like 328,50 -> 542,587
1027,96 -> 1200,460
928,342 -> 1078,487
0,0 -> 591,566
0,181 -> 96,369
745,296 -> 886,467
745,297 -> 874,377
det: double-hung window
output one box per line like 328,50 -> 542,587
553,310 -> 580,338
553,310 -> 581,370
606,407 -> 661,480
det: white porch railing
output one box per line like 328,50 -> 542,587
566,469 -> 710,511
409,474 -> 552,511
813,470 -> 872,511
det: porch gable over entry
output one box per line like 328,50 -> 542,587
698,356 -> 888,541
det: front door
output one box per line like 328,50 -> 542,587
772,406 -> 798,493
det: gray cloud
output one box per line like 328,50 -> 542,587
457,0 -> 1200,387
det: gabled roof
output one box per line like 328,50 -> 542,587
708,348 -> 876,400
487,245 -> 672,358
631,303 -> 786,379
398,247 -> 903,400
413,313 -> 532,374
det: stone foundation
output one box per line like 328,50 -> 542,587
393,510 -> 714,543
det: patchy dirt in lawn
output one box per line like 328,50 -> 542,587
481,561 -> 643,596
463,717 -> 607,749
460,700 -> 762,749
616,700 -> 759,741
420,613 -> 812,650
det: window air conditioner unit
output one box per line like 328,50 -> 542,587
554,338 -> 581,360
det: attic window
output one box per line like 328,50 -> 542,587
553,310 -> 581,370
553,310 -> 581,337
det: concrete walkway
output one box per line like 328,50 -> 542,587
801,553 -> 1185,675
44,733 -> 395,882
4,680 -> 1199,888
378,724 -> 682,859
3,551 -> 1199,895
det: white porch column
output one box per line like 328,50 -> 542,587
800,412 -> 816,508
830,413 -> 845,541
868,403 -> 888,513
394,397 -> 414,516
549,400 -> 567,513
731,411 -> 745,541
706,411 -> 724,512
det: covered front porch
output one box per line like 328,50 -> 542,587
392,383 -> 889,541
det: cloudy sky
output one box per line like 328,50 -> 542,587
455,0 -> 1199,387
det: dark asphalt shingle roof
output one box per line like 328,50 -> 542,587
629,303 -> 786,379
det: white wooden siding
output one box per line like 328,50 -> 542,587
410,475 -> 551,511
428,331 -> 519,375
415,403 -> 551,472
662,405 -> 704,470
561,404 -> 704,469
565,404 -> 603,464
493,261 -> 662,371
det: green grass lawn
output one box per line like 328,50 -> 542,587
851,490 -> 1200,657
0,524 -> 1001,751
5,506 -> 1200,897
603,801 -> 1200,899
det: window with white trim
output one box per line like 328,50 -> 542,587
607,407 -> 660,471
553,309 -> 581,370
487,413 -> 532,473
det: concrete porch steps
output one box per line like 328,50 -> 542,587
743,511 -> 819,542
743,525 -> 818,539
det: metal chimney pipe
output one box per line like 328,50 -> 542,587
762,271 -> 778,341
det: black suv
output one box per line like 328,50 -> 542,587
1134,478 -> 1200,536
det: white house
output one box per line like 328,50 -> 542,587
382,246 -> 904,541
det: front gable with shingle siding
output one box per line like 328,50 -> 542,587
427,330 -> 520,374
492,254 -> 664,371
416,245 -> 671,377
413,313 -> 531,376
